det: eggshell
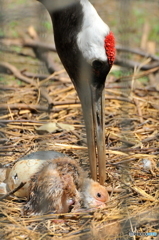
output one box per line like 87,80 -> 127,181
7,159 -> 47,197
0,182 -> 7,195
0,168 -> 11,182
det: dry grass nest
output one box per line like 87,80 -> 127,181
0,60 -> 159,239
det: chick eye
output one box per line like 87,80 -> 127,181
92,60 -> 104,69
97,192 -> 101,198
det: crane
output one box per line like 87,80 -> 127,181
37,0 -> 115,185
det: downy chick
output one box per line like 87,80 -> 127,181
81,178 -> 109,209
24,157 -> 84,215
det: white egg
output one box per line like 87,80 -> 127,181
7,159 -> 47,197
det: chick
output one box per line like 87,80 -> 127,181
81,178 -> 109,209
24,157 -> 84,215
24,163 -> 109,215
21,150 -> 66,161
6,150 -> 109,214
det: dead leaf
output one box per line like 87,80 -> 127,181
35,122 -> 74,133
56,123 -> 74,131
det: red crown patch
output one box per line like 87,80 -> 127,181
104,32 -> 116,66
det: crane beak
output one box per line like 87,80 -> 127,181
74,62 -> 110,185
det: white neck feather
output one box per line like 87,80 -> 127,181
77,0 -> 110,64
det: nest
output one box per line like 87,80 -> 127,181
0,62 -> 159,239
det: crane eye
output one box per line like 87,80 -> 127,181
97,192 -> 101,198
92,60 -> 104,69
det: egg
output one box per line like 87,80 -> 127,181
7,159 -> 46,197
7,150 -> 66,197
